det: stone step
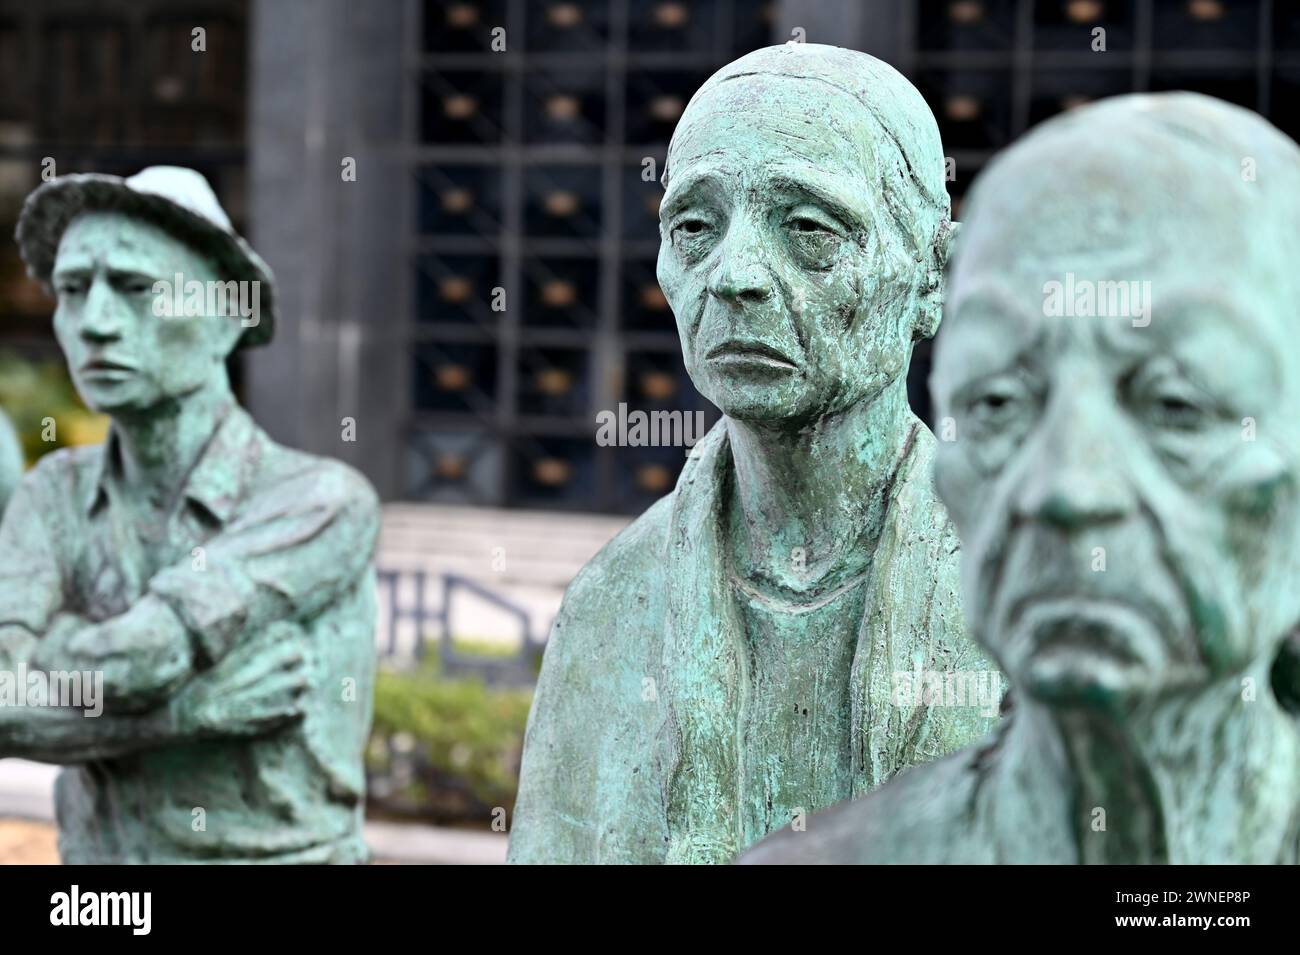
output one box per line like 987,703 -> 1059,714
375,503 -> 631,648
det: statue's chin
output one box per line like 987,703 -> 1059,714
78,389 -> 151,415
703,391 -> 808,426
702,384 -> 857,429
74,389 -> 133,416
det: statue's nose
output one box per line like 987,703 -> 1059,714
707,221 -> 774,305
1011,394 -> 1137,531
79,276 -> 127,342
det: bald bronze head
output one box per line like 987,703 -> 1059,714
933,93 -> 1300,710
657,43 -> 955,426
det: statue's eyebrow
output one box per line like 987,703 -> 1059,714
949,281 -> 1044,330
51,259 -> 93,280
105,267 -> 157,283
937,283 -> 1046,375
766,172 -> 868,231
1098,286 -> 1274,359
659,170 -> 724,221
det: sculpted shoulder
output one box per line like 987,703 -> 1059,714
249,435 -> 382,537
27,441 -> 100,476
0,411 -> 21,513
18,443 -> 101,506
547,491 -> 674,653
257,437 -> 380,507
509,493 -> 677,862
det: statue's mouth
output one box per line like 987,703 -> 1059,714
704,340 -> 797,372
81,357 -> 136,376
1009,596 -> 1170,668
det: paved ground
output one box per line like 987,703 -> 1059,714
0,819 -> 56,864
0,760 -> 507,865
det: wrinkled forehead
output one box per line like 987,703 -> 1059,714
54,210 -> 202,272
665,73 -> 878,197
936,171 -> 1300,430
958,106 -> 1300,286
948,139 -> 1292,352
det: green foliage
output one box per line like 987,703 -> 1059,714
0,351 -> 107,465
368,655 -> 533,824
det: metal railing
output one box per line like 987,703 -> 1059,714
376,567 -> 543,685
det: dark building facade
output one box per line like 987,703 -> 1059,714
5,0 -> 1300,513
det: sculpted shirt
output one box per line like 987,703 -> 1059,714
0,404 -> 379,863
732,573 -> 868,845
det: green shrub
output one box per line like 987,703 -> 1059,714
367,655 -> 533,826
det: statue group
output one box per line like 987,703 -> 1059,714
514,44 -> 1300,865
2,43 -> 1297,865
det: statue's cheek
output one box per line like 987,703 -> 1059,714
655,251 -> 700,314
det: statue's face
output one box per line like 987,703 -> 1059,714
933,175 -> 1300,709
656,75 -> 921,425
51,211 -> 242,414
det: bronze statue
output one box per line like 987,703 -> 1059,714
510,44 -> 997,864
0,166 -> 380,863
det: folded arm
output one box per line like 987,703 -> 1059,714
24,463 -> 379,711
0,620 -> 310,763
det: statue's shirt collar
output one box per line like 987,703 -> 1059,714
83,403 -> 259,524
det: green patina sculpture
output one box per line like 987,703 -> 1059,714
509,44 -> 998,865
0,409 -> 20,515
0,166 -> 380,863
743,92 -> 1300,865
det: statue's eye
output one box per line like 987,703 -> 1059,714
780,205 -> 842,270
117,278 -> 154,295
669,217 -> 717,261
1143,390 -> 1211,430
970,386 -> 1019,423
783,210 -> 844,270
56,280 -> 87,297
783,210 -> 840,236
788,217 -> 827,234
962,374 -> 1035,435
1125,366 -> 1216,432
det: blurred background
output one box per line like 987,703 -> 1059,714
0,0 -> 1296,861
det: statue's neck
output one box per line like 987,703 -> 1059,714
108,373 -> 234,513
1000,662 -> 1300,864
724,377 -> 914,594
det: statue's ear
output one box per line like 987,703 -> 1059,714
914,219 -> 960,342
213,310 -> 246,361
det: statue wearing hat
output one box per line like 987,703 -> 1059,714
0,167 -> 381,863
